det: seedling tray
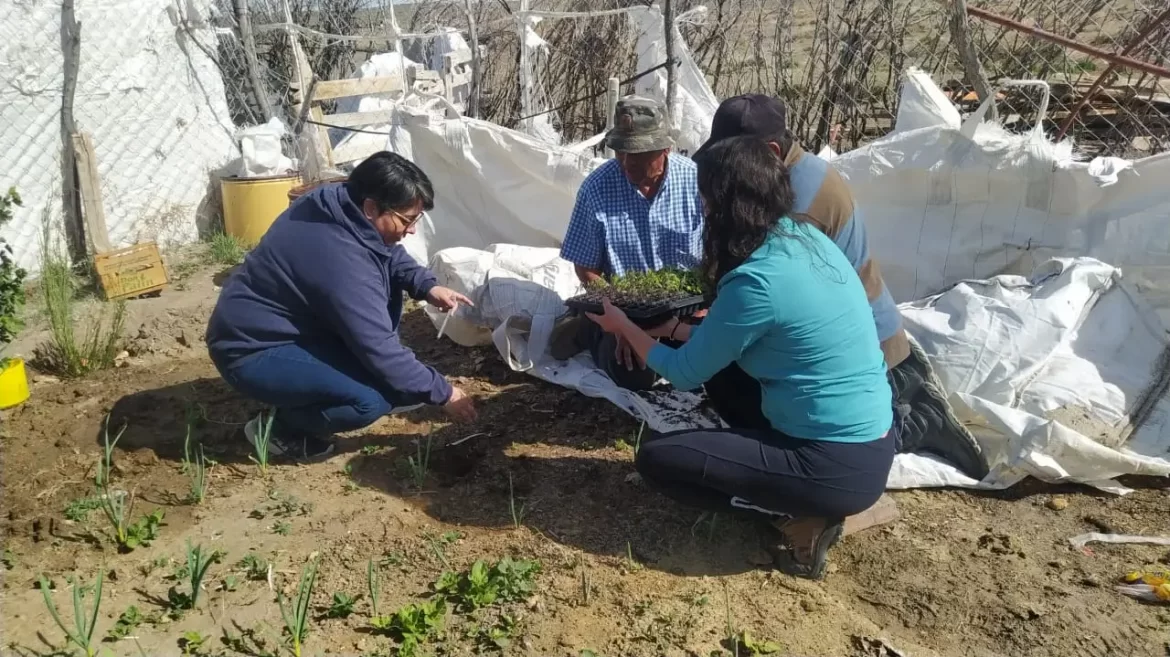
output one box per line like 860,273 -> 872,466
565,291 -> 709,327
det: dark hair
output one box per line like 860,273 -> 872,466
693,135 -> 816,287
347,151 -> 435,213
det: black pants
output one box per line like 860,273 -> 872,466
635,362 -> 896,520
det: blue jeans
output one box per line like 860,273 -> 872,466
212,341 -> 416,436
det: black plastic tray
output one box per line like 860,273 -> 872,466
564,292 -> 708,327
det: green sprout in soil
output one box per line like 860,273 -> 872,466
508,472 -> 527,529
105,605 -> 144,642
238,554 -> 270,581
179,630 -> 208,657
220,575 -> 240,592
208,232 -> 247,267
272,521 -> 292,536
367,558 -> 384,620
370,599 -> 445,657
277,557 -> 318,657
250,410 -> 276,476
39,570 -> 104,657
64,495 -> 103,522
472,613 -> 519,652
431,557 -> 540,612
405,434 -> 433,489
187,442 -> 211,505
325,592 -> 359,619
167,541 -> 222,613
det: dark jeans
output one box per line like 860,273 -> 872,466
636,362 -> 896,520
212,341 -> 419,437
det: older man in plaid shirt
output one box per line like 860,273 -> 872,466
552,96 -> 704,390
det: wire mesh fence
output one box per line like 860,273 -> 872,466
1,0 -> 1167,271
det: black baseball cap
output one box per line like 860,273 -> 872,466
694,94 -> 788,157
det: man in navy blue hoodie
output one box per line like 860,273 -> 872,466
206,151 -> 476,459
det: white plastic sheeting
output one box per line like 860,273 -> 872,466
0,0 -> 236,272
390,66 -> 1169,492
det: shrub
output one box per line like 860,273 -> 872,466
0,187 -> 28,362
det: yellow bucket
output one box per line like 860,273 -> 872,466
0,358 -> 30,409
220,174 -> 302,247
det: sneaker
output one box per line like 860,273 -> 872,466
891,345 -> 989,480
244,414 -> 335,461
762,516 -> 845,581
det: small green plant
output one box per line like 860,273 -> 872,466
238,554 -> 270,581
34,218 -> 126,378
729,630 -> 782,656
267,490 -> 313,517
360,445 -> 381,456
64,495 -> 104,522
472,614 -> 519,652
167,542 -> 222,613
0,187 -> 27,353
208,232 -> 247,267
272,521 -> 291,536
367,558 -> 383,619
277,557 -> 318,657
39,570 -> 104,657
1,547 -> 15,569
370,599 -> 445,656
220,575 -> 240,592
105,605 -> 144,642
633,422 -> 645,453
432,557 -> 540,612
95,420 -> 164,552
179,630 -> 208,656
586,267 -> 704,299
405,435 -> 433,489
250,411 -> 275,475
325,591 -> 359,619
187,442 -> 211,505
508,472 -> 527,529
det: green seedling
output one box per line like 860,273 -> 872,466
181,416 -> 195,475
473,613 -> 518,652
2,547 -> 15,569
220,575 -> 240,592
431,557 -> 540,612
277,557 -> 318,657
64,495 -> 103,522
39,570 -> 104,657
729,630 -> 781,656
508,472 -> 527,529
187,442 -> 211,505
370,599 -> 445,656
239,554 -> 270,581
250,410 -> 275,475
267,490 -> 313,517
406,435 -> 433,489
367,558 -> 383,618
179,630 -> 208,656
360,445 -> 381,456
633,422 -> 645,453
105,605 -> 144,642
95,416 -> 125,488
272,521 -> 292,536
325,591 -> 359,618
167,541 -> 222,613
585,267 -> 704,299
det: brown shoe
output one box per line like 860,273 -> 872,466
549,314 -> 586,361
763,516 -> 844,581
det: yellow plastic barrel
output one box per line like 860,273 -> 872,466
0,358 -> 30,409
220,174 -> 301,247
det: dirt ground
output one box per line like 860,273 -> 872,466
2,248 -> 1169,657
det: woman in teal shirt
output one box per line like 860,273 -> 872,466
586,136 -> 896,580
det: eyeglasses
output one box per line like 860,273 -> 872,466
389,209 -> 426,229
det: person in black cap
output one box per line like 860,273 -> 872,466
552,95 -> 704,390
692,93 -> 988,482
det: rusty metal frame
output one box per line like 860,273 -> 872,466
1054,6 -> 1170,141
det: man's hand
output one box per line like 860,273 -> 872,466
427,286 -> 473,311
444,386 -> 477,422
614,333 -> 646,370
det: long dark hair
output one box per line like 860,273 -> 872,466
694,135 -> 813,288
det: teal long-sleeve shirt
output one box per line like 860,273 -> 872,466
646,219 -> 892,443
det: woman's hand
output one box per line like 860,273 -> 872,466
585,298 -> 629,334
427,286 -> 473,311
443,385 -> 478,422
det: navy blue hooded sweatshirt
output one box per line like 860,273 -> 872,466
205,182 -> 453,407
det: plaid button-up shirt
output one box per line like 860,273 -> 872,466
560,154 -> 704,277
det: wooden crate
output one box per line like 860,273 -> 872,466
94,242 -> 168,300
